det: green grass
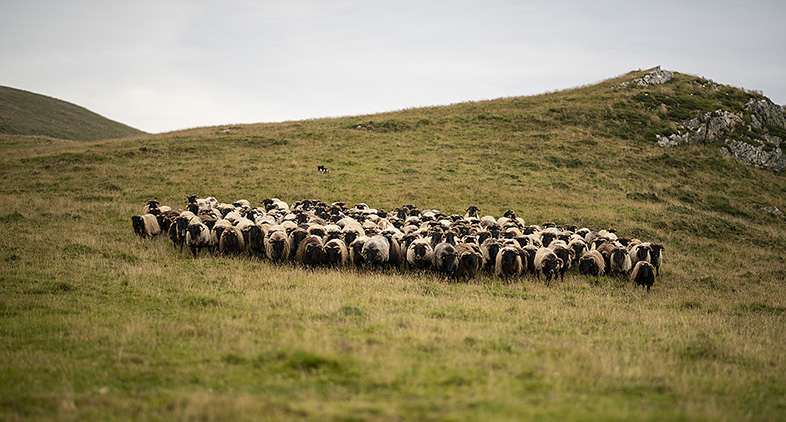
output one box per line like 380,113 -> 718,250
0,85 -> 145,141
1,70 -> 785,421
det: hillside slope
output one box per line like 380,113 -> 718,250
0,69 -> 784,421
0,85 -> 145,141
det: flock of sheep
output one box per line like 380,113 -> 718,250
131,196 -> 663,290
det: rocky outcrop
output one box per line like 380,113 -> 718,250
720,139 -> 786,170
656,110 -> 742,147
746,99 -> 786,129
618,68 -> 674,89
656,99 -> 786,171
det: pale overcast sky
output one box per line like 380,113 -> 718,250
1,1 -> 784,133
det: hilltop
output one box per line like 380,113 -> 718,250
0,69 -> 784,421
0,85 -> 145,141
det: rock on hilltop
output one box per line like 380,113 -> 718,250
621,69 -> 786,171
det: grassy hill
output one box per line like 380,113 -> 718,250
1,70 -> 785,421
0,85 -> 145,141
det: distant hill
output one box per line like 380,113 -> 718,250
0,85 -> 145,141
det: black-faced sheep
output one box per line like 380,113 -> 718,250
265,230 -> 290,263
464,205 -> 480,219
245,224 -> 266,258
143,200 -> 161,215
628,243 -> 652,268
534,247 -> 563,286
540,227 -> 560,248
288,227 -> 310,260
219,226 -> 245,256
324,238 -> 348,267
608,246 -> 632,277
361,235 -> 390,269
131,214 -> 161,238
341,221 -> 365,247
186,221 -> 212,258
548,240 -> 574,282
406,238 -> 434,271
630,261 -> 656,291
348,236 -> 369,267
168,221 -> 179,249
324,224 -> 342,241
175,211 -> 199,252
157,209 -> 180,232
649,244 -> 664,277
211,219 -> 232,249
520,245 -> 539,275
495,245 -> 523,281
296,235 -> 325,267
380,230 -> 404,269
433,242 -> 459,277
454,243 -> 483,280
480,238 -> 502,273
578,250 -> 605,278
567,238 -> 588,266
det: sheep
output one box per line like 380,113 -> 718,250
265,230 -> 290,263
224,211 -> 244,225
480,238 -> 502,273
540,227 -> 560,247
548,240 -> 574,282
433,242 -> 459,277
348,236 -> 369,268
143,200 -> 161,215
454,243 -> 483,280
630,261 -> 656,291
156,209 -> 180,232
288,227 -> 310,260
520,245 -> 539,275
567,238 -> 588,267
578,250 -> 605,278
262,198 -> 289,213
185,221 -> 212,258
219,226 -> 245,256
649,244 -> 664,276
387,233 -> 405,269
608,246 -> 632,277
628,242 -> 652,268
295,235 -> 325,267
595,242 -> 615,269
340,221 -> 365,246
324,238 -> 349,267
211,219 -> 232,250
131,214 -> 161,238
534,247 -> 563,286
406,238 -> 434,271
233,199 -> 251,209
174,211 -> 199,252
361,235 -> 390,269
495,245 -> 523,281
464,205 -> 480,219
245,224 -> 266,258
479,215 -> 497,228
186,195 -> 217,212
324,224 -> 342,241
198,212 -> 219,230
168,221 -> 179,249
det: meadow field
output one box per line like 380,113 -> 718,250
1,70 -> 785,421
